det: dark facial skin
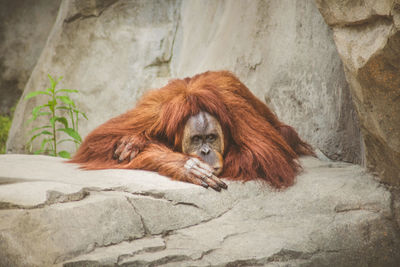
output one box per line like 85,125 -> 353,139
182,111 -> 224,175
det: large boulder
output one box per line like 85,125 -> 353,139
315,0 -> 400,186
0,154 -> 399,266
6,0 -> 361,164
0,0 -> 61,115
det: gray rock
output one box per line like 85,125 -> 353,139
0,154 -> 399,266
172,0 -> 361,163
0,0 -> 61,115
6,0 -> 361,164
315,0 -> 400,186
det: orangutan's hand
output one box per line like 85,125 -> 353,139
114,136 -> 143,162
184,158 -> 227,191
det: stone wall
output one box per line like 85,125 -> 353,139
0,0 -> 60,115
316,0 -> 400,186
6,0 -> 362,165
172,0 -> 361,163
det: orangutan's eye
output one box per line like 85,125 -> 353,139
191,135 -> 201,143
206,134 -> 216,142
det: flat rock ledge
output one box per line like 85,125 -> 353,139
0,155 -> 399,267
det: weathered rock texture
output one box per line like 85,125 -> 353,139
6,0 -> 361,164
0,154 -> 399,266
315,0 -> 400,186
0,0 -> 61,115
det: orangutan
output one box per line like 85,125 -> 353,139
70,71 -> 313,191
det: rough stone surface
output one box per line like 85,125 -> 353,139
315,0 -> 400,186
0,154 -> 399,266
0,0 -> 61,115
6,0 -> 361,164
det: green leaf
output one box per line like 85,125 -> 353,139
58,128 -> 82,143
56,117 -> 68,128
56,106 -> 71,110
36,138 -> 55,155
40,130 -> 52,135
56,95 -> 75,106
29,125 -> 52,134
33,149 -> 44,155
24,91 -> 51,100
56,89 -> 79,94
27,133 -> 40,145
40,138 -> 52,151
48,74 -> 57,90
31,105 -> 47,119
47,99 -> 55,107
57,138 -> 76,145
72,109 -> 88,120
50,116 -> 68,128
38,111 -> 52,116
27,130 -> 53,145
32,104 -> 45,114
28,111 -> 52,123
49,99 -> 57,106
58,150 -> 71,159
47,99 -> 57,113
50,116 -> 56,128
41,138 -> 50,147
80,111 -> 88,120
28,112 -> 51,122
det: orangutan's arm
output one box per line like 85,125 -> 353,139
126,142 -> 227,191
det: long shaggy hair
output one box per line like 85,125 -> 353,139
70,71 -> 313,188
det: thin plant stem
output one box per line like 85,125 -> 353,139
51,90 -> 57,155
74,110 -> 79,150
69,105 -> 75,130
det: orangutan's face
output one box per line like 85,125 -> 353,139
182,111 -> 224,175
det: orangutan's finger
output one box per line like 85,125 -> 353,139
191,164 -> 213,178
190,168 -> 208,180
114,140 -> 126,158
130,148 -> 139,161
204,177 -> 221,191
192,158 -> 213,173
119,143 -> 133,162
187,175 -> 209,188
210,175 -> 228,189
189,168 -> 221,191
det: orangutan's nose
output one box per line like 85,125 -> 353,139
200,145 -> 210,155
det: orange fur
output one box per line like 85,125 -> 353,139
70,71 -> 313,188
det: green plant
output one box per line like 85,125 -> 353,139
25,75 -> 87,158
0,114 -> 12,154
